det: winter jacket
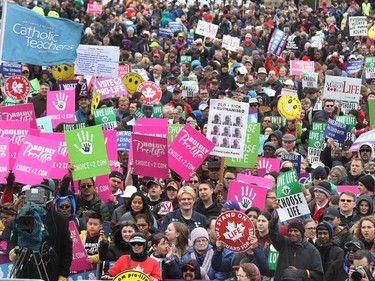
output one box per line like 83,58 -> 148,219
160,11 -> 170,28
75,193 -> 111,221
322,257 -> 351,281
160,209 -> 207,233
194,196 -> 221,219
269,217 -> 324,281
314,239 -> 344,272
356,194 -> 374,216
149,253 -> 182,280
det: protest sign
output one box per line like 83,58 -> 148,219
58,79 -> 88,95
336,115 -> 357,140
181,81 -> 199,97
29,78 -> 41,96
94,174 -> 112,203
311,35 -> 324,49
349,16 -> 368,36
65,125 -> 110,180
133,124 -> 168,138
103,130 -> 119,171
337,185 -> 359,195
268,29 -> 289,56
0,137 -> 9,184
168,124 -> 184,144
94,107 -> 117,130
94,77 -> 127,99
1,63 -> 22,78
118,64 -> 129,77
47,90 -> 76,128
365,57 -> 375,79
0,103 -> 37,129
69,221 -> 93,272
308,130 -> 325,164
117,130 -> 131,151
122,73 -> 143,94
281,154 -> 301,173
237,173 -> 274,189
13,134 -> 59,184
276,170 -> 310,222
222,35 -> 240,52
268,245 -> 279,270
312,122 -> 326,131
168,124 -> 214,181
340,101 -> 358,115
158,28 -> 172,39
0,2 -> 83,65
227,180 -> 268,211
257,157 -> 280,173
113,271 -> 150,281
302,71 -> 318,88
87,4 -> 102,14
75,45 -> 120,78
323,118 -> 349,144
153,105 -> 164,118
180,56 -> 192,63
63,122 -> 87,131
225,123 -> 260,168
4,75 -> 30,101
137,118 -> 168,126
207,99 -> 249,158
277,94 -> 301,120
42,133 -> 68,179
215,211 -> 255,253
346,60 -> 363,74
196,20 -> 218,39
168,22 -> 181,32
280,88 -> 298,97
0,121 -> 31,170
369,99 -> 375,129
290,60 -> 314,75
36,116 -> 53,132
132,134 -> 168,178
324,75 -> 361,102
137,81 -> 162,105
298,173 -> 311,185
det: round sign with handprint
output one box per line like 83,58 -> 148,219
137,81 -> 162,105
215,211 -> 255,252
4,75 -> 31,101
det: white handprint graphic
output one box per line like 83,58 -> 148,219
52,92 -> 68,111
74,131 -> 93,154
235,185 -> 257,209
258,158 -> 273,173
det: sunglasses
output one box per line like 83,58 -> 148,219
314,177 -> 326,180
59,204 -> 71,210
263,120 -> 271,122
189,180 -> 199,184
325,105 -> 334,107
130,242 -> 145,246
80,184 -> 93,189
347,248 -> 358,253
340,199 -> 353,203
250,104 -> 258,107
182,267 -> 195,273
366,171 -> 375,174
360,149 -> 371,152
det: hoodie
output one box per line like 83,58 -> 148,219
160,11 -> 170,28
267,130 -> 283,149
356,194 -> 374,217
358,142 -> 375,162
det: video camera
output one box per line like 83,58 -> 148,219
351,265 -> 374,281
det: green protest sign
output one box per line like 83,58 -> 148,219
180,56 -> 192,63
276,170 -> 309,222
29,78 -> 40,96
225,123 -> 260,168
268,245 -> 279,270
335,116 -> 356,131
369,99 -> 375,129
3,96 -> 21,106
153,105 -> 164,118
365,57 -> 375,79
65,125 -> 110,180
63,122 -> 87,132
134,109 -> 146,119
270,116 -> 286,128
168,124 -> 184,144
307,130 -> 324,163
94,106 -> 116,130
311,122 -> 326,131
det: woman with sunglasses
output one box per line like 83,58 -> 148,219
54,195 -> 86,233
187,173 -> 200,193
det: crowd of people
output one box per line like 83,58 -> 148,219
1,0 -> 375,280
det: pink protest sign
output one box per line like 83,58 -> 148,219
0,103 -> 37,129
168,124 -> 214,181
0,137 -> 9,184
227,181 -> 268,211
94,77 -> 128,99
87,3 -> 102,14
237,174 -> 273,189
103,130 -> 120,171
118,65 -> 129,77
13,134 -> 59,184
136,118 -> 169,126
47,90 -> 76,128
133,124 -> 168,138
95,174 -> 112,203
258,157 -> 280,173
290,60 -> 314,75
337,185 -> 359,195
69,221 -> 94,272
132,134 -> 168,178
0,121 -> 31,170
42,133 -> 68,179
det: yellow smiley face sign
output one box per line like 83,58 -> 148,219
52,64 -> 74,80
123,73 -> 143,94
369,25 -> 375,40
91,92 -> 101,113
277,94 -> 301,120
113,270 -> 151,281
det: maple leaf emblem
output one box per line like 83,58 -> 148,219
223,221 -> 245,241
143,87 -> 155,98
133,264 -> 144,273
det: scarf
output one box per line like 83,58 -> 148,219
190,248 -> 214,277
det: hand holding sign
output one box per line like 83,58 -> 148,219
74,131 -> 94,154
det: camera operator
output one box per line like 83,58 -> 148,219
7,183 -> 72,281
348,250 -> 375,281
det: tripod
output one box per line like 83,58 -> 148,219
8,247 -> 50,281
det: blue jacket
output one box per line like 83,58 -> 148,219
161,209 -> 207,233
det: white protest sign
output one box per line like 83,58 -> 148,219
182,81 -> 199,97
207,99 -> 249,158
222,35 -> 240,52
280,88 -> 298,97
302,71 -> 318,88
75,45 -> 120,78
349,16 -> 368,37
196,20 -> 218,39
323,75 -> 361,102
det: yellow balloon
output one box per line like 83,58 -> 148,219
123,73 -> 143,94
52,64 -> 74,80
369,25 -> 375,40
277,94 -> 301,120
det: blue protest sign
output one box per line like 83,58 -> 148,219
346,60 -> 363,74
158,28 -> 172,39
281,154 -> 302,173
323,118 -> 349,144
186,35 -> 194,47
117,130 -> 131,151
36,116 -> 53,132
1,63 -> 22,78
168,22 -> 181,32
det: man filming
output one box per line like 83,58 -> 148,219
349,250 -> 375,281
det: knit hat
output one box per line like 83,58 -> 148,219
314,182 -> 331,197
312,166 -> 327,179
288,218 -> 305,236
222,200 -> 240,211
190,227 -> 209,245
359,175 -> 375,192
316,221 -> 334,240
263,141 -> 276,151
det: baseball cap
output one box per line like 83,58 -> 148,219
322,206 -> 340,219
129,233 -> 147,244
146,180 -> 162,189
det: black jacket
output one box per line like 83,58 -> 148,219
314,239 -> 344,272
194,195 -> 221,219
